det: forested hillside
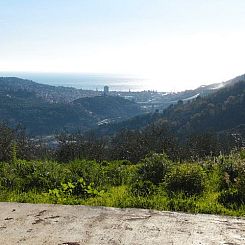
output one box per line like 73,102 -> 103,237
163,81 -> 245,135
73,96 -> 141,120
95,81 -> 245,137
82,81 -> 245,162
0,82 -> 142,135
0,88 -> 97,135
0,77 -> 99,103
0,76 -> 243,136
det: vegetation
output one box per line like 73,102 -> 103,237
94,81 -> 245,140
162,81 -> 245,136
0,148 -> 245,216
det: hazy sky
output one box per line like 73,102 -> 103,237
1,0 -> 245,91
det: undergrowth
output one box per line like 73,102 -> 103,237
0,150 -> 245,217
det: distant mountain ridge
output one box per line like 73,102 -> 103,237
0,74 -> 244,136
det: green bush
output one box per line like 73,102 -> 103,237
165,163 -> 206,196
218,154 -> 245,206
136,153 -> 172,185
67,160 -> 102,187
130,180 -> 156,196
218,189 -> 243,208
1,152 -> 245,217
219,158 -> 240,190
48,178 -> 104,203
101,161 -> 132,186
130,153 -> 172,196
0,160 -> 70,192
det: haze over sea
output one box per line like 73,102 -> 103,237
0,72 -> 152,92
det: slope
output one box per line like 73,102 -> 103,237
93,81 -> 245,137
0,81 -> 142,135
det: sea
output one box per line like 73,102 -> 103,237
0,72 -> 151,92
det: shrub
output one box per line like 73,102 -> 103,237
48,178 -> 105,203
219,157 -> 240,190
0,160 -> 70,192
130,180 -> 156,197
165,163 -> 206,196
136,153 -> 172,185
101,161 -> 130,186
218,154 -> 245,206
67,160 -> 102,187
218,189 -> 243,208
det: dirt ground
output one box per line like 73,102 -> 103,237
0,202 -> 245,245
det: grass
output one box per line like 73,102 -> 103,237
1,186 -> 244,217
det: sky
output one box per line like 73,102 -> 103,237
1,0 -> 245,91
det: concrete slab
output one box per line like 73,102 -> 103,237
0,202 -> 244,244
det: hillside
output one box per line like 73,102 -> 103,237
162,73 -> 245,111
73,96 -> 142,121
90,112 -> 164,136
0,77 -> 101,103
0,88 -> 97,135
0,81 -> 142,135
94,81 -> 245,137
0,75 -> 244,136
153,73 -> 245,108
163,81 -> 245,135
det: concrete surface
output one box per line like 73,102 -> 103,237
0,202 -> 245,245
